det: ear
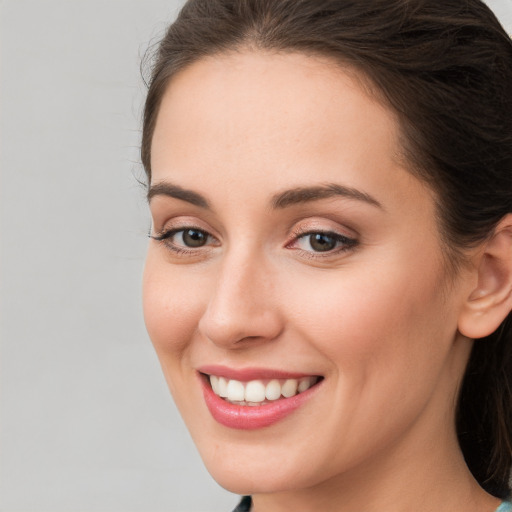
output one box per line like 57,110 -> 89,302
458,214 -> 512,339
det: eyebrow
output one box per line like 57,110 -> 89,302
271,183 -> 383,210
147,181 -> 382,211
147,182 -> 210,209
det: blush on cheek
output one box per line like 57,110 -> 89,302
294,263 -> 446,373
142,269 -> 200,357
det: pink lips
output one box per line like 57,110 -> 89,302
198,365 -> 322,430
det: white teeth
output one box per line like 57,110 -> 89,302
281,378 -> 298,398
226,379 -> 245,401
210,375 -> 220,395
218,377 -> 228,398
265,379 -> 281,401
298,376 -> 314,393
209,375 -> 319,404
245,380 -> 266,402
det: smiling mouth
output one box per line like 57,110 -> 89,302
205,374 -> 322,406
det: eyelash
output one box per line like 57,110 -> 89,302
287,228 -> 358,258
149,225 -> 358,258
149,226 -> 218,256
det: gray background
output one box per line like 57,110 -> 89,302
1,1 -> 511,511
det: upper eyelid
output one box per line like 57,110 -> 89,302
293,227 -> 352,236
290,230 -> 357,247
289,221 -> 358,240
152,226 -> 218,242
150,216 -> 359,243
151,217 -> 218,236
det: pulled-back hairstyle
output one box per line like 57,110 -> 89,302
141,0 -> 512,499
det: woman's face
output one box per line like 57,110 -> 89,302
143,52 -> 473,494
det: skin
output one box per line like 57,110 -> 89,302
143,52 -> 503,512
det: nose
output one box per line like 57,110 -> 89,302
197,251 -> 284,349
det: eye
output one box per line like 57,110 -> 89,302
300,233 -> 339,252
174,228 -> 209,248
291,230 -> 358,254
150,226 -> 217,252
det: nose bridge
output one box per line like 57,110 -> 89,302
198,245 -> 282,347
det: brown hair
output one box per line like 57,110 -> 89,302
141,0 -> 512,498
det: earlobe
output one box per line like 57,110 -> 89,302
458,215 -> 512,339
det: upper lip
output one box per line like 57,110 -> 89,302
197,364 -> 320,382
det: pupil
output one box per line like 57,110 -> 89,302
310,233 -> 336,252
183,229 -> 207,247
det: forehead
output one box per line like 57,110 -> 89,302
151,51 -> 401,179
149,50 -> 434,225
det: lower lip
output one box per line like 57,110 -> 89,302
201,375 -> 322,430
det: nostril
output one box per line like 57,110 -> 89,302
198,302 -> 284,348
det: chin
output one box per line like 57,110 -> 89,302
191,430 -> 336,496
202,455 -> 312,495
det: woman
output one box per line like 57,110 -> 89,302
141,1 -> 512,510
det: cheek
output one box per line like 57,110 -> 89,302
276,258 -> 457,465
142,251 -> 205,370
283,251 -> 454,395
